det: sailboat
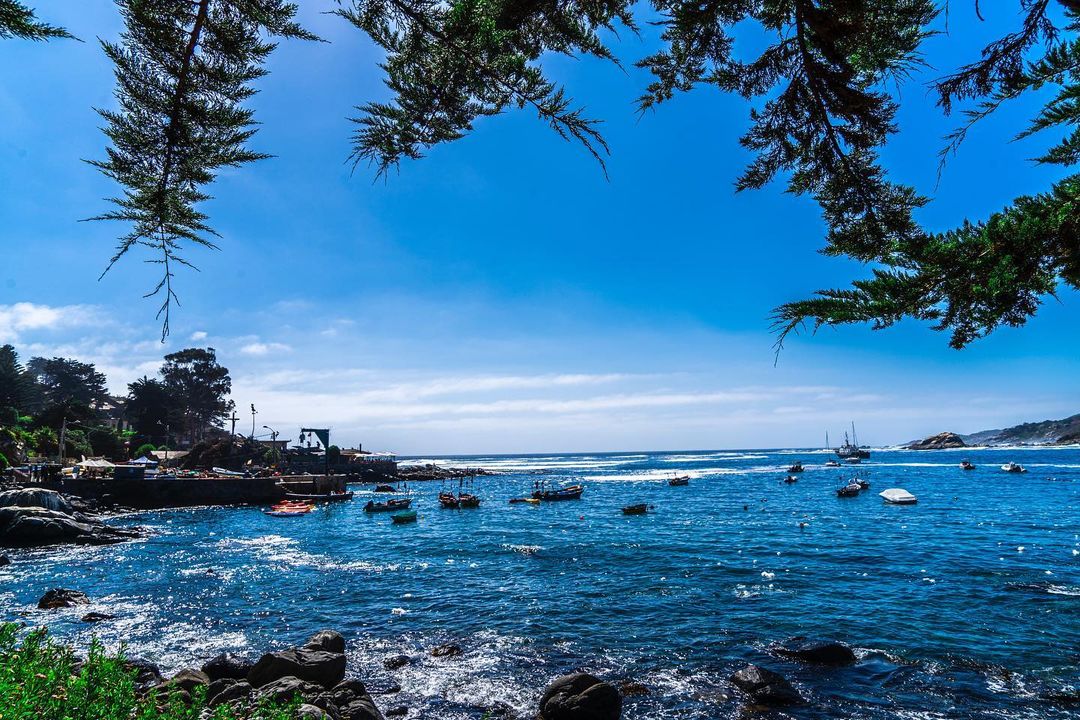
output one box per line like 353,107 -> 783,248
835,422 -> 871,459
824,431 -> 842,467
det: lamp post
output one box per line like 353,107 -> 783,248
249,404 -> 257,440
262,425 -> 279,465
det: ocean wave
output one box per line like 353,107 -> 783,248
216,535 -> 410,573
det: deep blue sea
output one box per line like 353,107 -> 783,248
3,447 -> 1079,718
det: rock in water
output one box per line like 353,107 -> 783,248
0,488 -> 140,548
539,673 -> 622,720
430,644 -> 462,658
774,637 -> 857,665
729,665 -> 802,706
81,612 -> 117,622
202,652 -> 254,681
383,655 -> 410,670
0,555 -> 11,567
906,432 -> 966,450
37,588 -> 90,609
0,488 -> 74,514
247,648 -> 347,689
305,630 -> 347,654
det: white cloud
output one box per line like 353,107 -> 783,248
240,342 -> 292,356
190,330 -> 208,341
0,302 -> 98,343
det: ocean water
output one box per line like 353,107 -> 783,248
2,447 -> 1079,718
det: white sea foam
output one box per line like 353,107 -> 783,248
216,535 -> 409,573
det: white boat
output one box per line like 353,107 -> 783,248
1001,462 -> 1027,473
879,488 -> 917,504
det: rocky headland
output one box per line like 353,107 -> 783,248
905,431 -> 967,450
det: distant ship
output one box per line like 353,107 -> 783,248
835,422 -> 871,459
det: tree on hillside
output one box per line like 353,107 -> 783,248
6,1 -> 1080,349
160,347 -> 234,444
0,344 -> 35,416
26,357 -> 108,416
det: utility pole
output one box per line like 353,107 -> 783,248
58,416 -> 67,465
250,404 -> 257,440
229,410 -> 239,437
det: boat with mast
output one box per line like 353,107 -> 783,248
835,422 -> 871,460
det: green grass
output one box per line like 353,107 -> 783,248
0,623 -> 298,719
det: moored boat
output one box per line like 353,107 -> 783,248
391,509 -> 417,524
837,482 -> 861,497
783,475 -> 798,484
364,498 -> 412,512
879,488 -> 918,504
1001,462 -> 1027,473
373,484 -> 396,492
509,497 -> 540,504
438,492 -> 459,509
458,493 -> 481,508
533,484 -> 584,501
787,462 -> 804,473
855,478 -> 870,490
825,460 -> 842,467
835,423 -> 871,459
960,460 -> 976,471
622,503 -> 648,515
668,476 -> 690,486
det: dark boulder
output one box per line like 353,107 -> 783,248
0,489 -> 140,548
305,630 -> 347,654
539,673 -> 621,720
0,554 -> 10,567
384,654 -> 410,670
124,657 -> 163,688
774,638 -> 856,666
729,665 -> 802,706
298,705 -> 332,720
430,644 -> 462,658
38,588 -> 89,609
208,680 -> 252,708
248,648 -> 347,689
162,668 -> 210,694
0,488 -> 74,513
81,611 -> 117,622
254,676 -> 325,704
330,679 -> 385,720
339,696 -> 385,720
386,707 -> 407,717
202,652 -> 254,681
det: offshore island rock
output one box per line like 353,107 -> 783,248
906,432 -> 966,450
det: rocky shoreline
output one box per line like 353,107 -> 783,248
0,487 -> 141,548
392,464 -> 498,482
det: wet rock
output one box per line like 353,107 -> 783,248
0,488 -> 74,514
618,681 -> 650,697
202,652 -> 254,681
162,668 -> 210,694
338,695 -> 385,720
306,630 -> 347,654
774,637 -> 857,666
81,611 -> 117,622
729,664 -> 802,706
386,707 -> 407,717
384,654 -> 410,670
430,644 -> 462,658
208,680 -> 252,708
38,588 -> 89,609
0,554 -> 10,567
0,489 -> 140,548
124,657 -> 163,688
254,676 -> 325,704
248,648 -> 347,689
538,673 -> 622,720
298,703 -> 332,720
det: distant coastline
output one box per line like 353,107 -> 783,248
905,413 -> 1080,450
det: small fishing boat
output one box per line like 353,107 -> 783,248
788,462 -> 804,473
1001,462 -> 1027,473
622,503 -> 649,515
879,488 -> 918,505
783,475 -> 798,484
668,476 -> 690,486
846,457 -> 862,465
438,492 -> 459,509
960,460 -> 976,471
373,484 -> 397,493
264,509 -> 308,517
509,497 -> 540,504
458,493 -> 481,508
855,478 -> 870,490
837,482 -> 861,497
364,499 -> 412,513
391,509 -> 417,524
825,460 -> 841,468
533,484 -> 584,501
283,491 -> 354,502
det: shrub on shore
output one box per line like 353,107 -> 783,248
0,623 -> 297,719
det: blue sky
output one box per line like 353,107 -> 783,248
1,2 -> 1077,454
